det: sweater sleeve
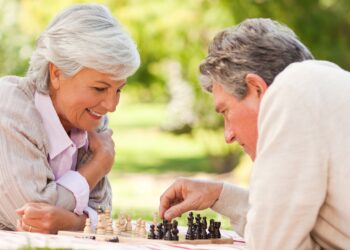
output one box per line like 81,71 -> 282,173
244,66 -> 327,250
0,91 -> 76,229
211,183 -> 249,236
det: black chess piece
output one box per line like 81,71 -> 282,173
186,220 -> 194,240
194,222 -> 202,239
108,236 -> 119,242
162,220 -> 169,236
202,216 -> 207,230
148,224 -> 156,239
200,222 -> 208,239
171,220 -> 179,241
163,223 -> 173,240
208,219 -> 215,238
155,223 -> 164,239
214,221 -> 221,239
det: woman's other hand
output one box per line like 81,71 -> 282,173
16,202 -> 86,234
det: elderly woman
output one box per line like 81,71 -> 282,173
0,3 -> 140,234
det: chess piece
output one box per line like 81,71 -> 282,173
106,218 -> 113,235
148,224 -> 156,239
108,236 -> 119,242
155,223 -> 164,239
171,220 -> 179,241
83,218 -> 92,234
126,215 -> 133,232
96,214 -> 106,235
118,214 -> 127,232
186,220 -> 194,240
162,220 -> 169,236
202,216 -> 207,230
153,212 -> 158,226
208,219 -> 215,238
200,223 -> 208,239
214,221 -> 221,239
163,223 -> 172,240
139,220 -> 147,237
113,220 -> 121,235
134,218 -> 142,234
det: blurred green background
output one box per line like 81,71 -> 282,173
1,0 -> 350,230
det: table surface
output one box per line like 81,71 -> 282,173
0,228 -> 248,250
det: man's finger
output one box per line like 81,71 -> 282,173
159,184 -> 180,218
163,199 -> 193,220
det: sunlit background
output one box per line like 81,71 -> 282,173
1,0 -> 350,229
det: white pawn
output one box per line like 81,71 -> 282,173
106,218 -> 113,235
83,218 -> 92,234
138,220 -> 147,237
153,212 -> 158,226
134,218 -> 141,234
126,215 -> 132,232
96,214 -> 106,235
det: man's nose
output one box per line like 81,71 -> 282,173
224,130 -> 235,144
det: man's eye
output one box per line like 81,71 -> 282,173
116,89 -> 122,94
94,87 -> 106,92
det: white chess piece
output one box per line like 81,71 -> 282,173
126,215 -> 132,232
96,214 -> 106,235
138,220 -> 147,237
83,218 -> 92,234
134,218 -> 141,234
153,212 -> 158,226
118,214 -> 127,232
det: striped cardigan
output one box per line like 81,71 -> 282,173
0,76 -> 112,230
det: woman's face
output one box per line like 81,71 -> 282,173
49,64 -> 126,132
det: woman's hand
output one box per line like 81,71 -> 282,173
78,128 -> 115,190
88,128 -> 115,173
16,202 -> 86,234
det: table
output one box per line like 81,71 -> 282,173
0,229 -> 248,250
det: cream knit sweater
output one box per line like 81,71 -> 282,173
212,60 -> 350,249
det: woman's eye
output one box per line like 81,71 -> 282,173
94,87 -> 106,92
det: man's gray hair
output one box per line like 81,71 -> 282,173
199,18 -> 313,99
27,3 -> 140,93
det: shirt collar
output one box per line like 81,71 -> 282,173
34,91 -> 88,159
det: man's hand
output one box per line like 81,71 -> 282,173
16,202 -> 86,234
159,178 -> 223,220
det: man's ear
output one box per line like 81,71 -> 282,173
49,63 -> 61,90
245,73 -> 268,99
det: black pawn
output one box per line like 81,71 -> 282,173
155,223 -> 164,239
171,220 -> 179,241
186,221 -> 194,240
163,223 -> 172,240
200,223 -> 208,239
208,219 -> 215,238
214,221 -> 221,239
202,216 -> 207,230
148,224 -> 156,239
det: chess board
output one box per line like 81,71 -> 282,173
58,230 -> 234,245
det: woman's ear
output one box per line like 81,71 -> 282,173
245,73 -> 268,99
49,63 -> 61,90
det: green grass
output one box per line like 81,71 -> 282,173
110,100 -> 214,173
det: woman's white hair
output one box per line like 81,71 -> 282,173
26,3 -> 140,93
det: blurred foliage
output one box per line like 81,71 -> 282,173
1,0 -> 350,172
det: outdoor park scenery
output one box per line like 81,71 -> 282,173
1,0 -> 350,230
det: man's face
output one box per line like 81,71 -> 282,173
212,81 -> 260,160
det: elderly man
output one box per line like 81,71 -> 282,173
159,18 -> 350,249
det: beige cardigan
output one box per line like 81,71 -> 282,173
212,60 -> 350,249
0,76 -> 112,230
